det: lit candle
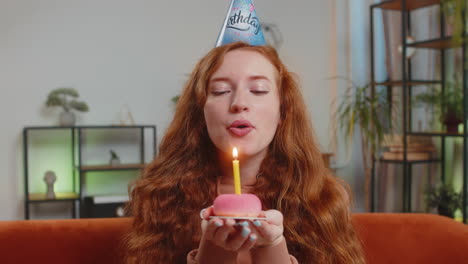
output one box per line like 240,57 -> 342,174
232,147 -> 241,195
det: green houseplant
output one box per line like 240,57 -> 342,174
45,88 -> 89,126
335,81 -> 391,210
425,183 -> 462,218
171,95 -> 180,104
414,80 -> 463,133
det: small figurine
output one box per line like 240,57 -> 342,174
43,171 -> 57,199
110,150 -> 121,166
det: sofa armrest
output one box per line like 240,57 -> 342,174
0,217 -> 131,264
352,213 -> 468,264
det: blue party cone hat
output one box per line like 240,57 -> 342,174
215,0 -> 266,47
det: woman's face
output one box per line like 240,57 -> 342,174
204,49 -> 281,159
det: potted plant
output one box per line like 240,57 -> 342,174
414,80 -> 463,133
171,95 -> 180,104
45,88 -> 89,126
425,183 -> 462,218
335,81 -> 391,210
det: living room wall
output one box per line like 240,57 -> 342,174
0,0 -> 364,220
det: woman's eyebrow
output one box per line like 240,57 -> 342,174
249,75 -> 272,83
210,75 -> 273,84
209,77 -> 231,84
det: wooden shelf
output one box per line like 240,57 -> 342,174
379,158 -> 441,164
24,125 -> 156,130
79,163 -> 147,172
408,132 -> 465,137
374,80 -> 441,86
28,192 -> 79,202
409,37 -> 462,49
374,0 -> 440,11
23,125 -> 157,219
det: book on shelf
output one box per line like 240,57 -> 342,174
382,151 -> 432,161
388,144 -> 436,153
382,134 -> 433,147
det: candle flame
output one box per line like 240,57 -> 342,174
232,147 -> 238,159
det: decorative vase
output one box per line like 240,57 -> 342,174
443,115 -> 462,134
110,157 -> 121,166
437,205 -> 454,219
59,111 -> 76,126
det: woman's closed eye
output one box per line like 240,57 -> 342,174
209,84 -> 232,96
211,90 -> 231,96
249,80 -> 271,95
251,90 -> 269,95
250,85 -> 270,95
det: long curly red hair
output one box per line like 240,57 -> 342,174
124,42 -> 365,263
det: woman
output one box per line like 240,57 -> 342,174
125,42 -> 365,263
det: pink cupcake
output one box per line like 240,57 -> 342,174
213,194 -> 262,217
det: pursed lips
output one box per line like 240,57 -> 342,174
227,120 -> 254,137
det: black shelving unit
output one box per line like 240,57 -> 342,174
23,125 -> 157,220
370,0 -> 467,223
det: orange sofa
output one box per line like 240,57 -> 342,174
0,213 -> 466,263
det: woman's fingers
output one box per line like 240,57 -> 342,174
257,209 -> 283,233
204,219 -> 259,252
250,210 -> 284,247
200,206 -> 215,233
203,218 -> 226,241
253,219 -> 278,238
212,218 -> 236,242
200,206 -> 214,220
261,209 -> 283,225
238,233 -> 258,251
224,225 -> 251,251
199,207 -> 285,251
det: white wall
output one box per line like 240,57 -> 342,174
0,0 -> 363,220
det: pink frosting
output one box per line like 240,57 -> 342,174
213,194 -> 262,217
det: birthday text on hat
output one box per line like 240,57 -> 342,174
227,11 -> 261,35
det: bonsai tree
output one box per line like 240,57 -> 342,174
45,88 -> 89,113
414,80 -> 463,133
425,183 -> 462,218
334,81 -> 391,210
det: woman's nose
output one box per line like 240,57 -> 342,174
230,90 -> 249,113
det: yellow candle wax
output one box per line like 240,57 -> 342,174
232,148 -> 241,195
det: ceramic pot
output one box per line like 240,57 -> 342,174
110,157 -> 121,166
443,111 -> 462,134
437,205 -> 454,219
59,111 -> 76,126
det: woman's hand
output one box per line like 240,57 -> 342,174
249,209 -> 284,248
200,207 -> 258,252
200,207 -> 285,250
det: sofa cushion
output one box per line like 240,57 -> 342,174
0,213 -> 466,263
